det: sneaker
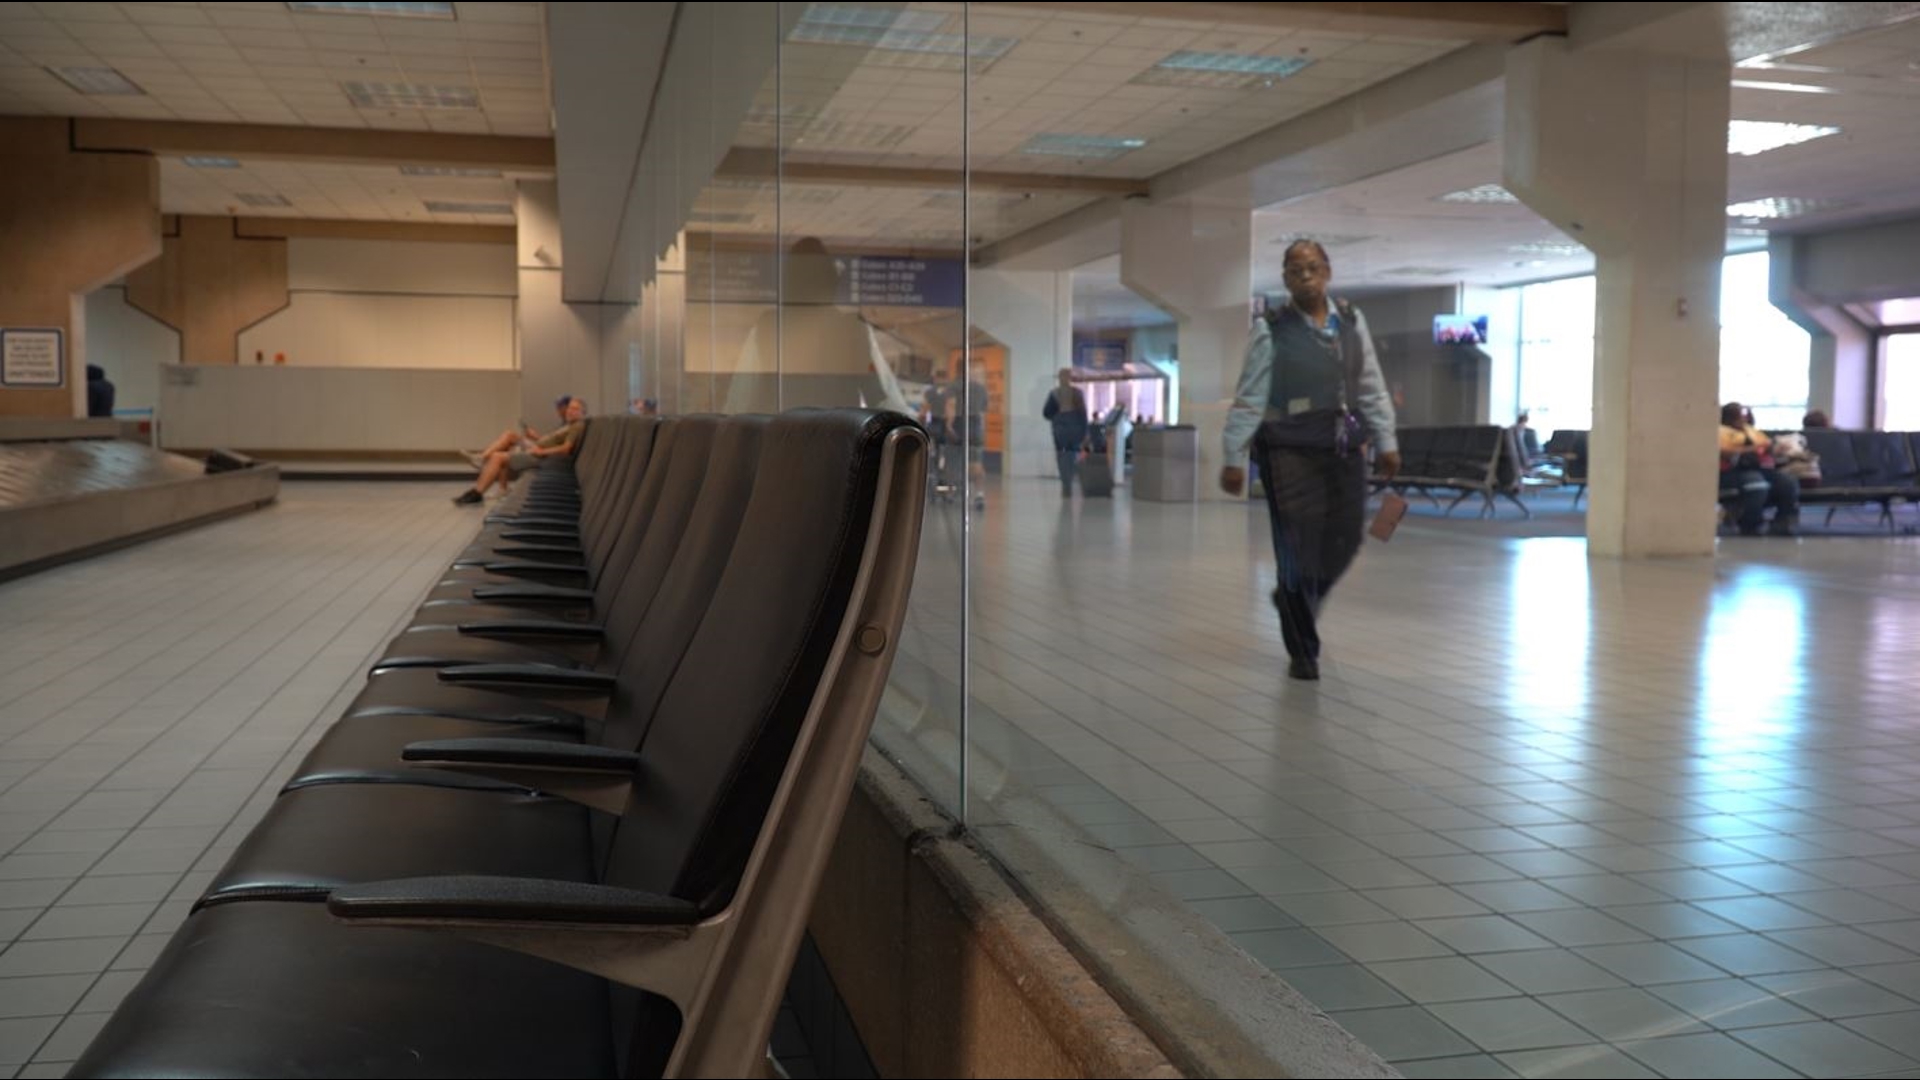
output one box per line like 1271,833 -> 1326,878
452,489 -> 484,506
1288,657 -> 1320,682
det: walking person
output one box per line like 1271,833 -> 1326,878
1042,368 -> 1089,497
1220,240 -> 1399,681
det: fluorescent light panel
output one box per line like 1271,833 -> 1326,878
48,66 -> 143,95
288,2 -> 455,18
423,200 -> 513,215
399,165 -> 504,178
1437,184 -> 1520,205
1020,133 -> 1146,160
1726,195 -> 1852,220
183,156 -> 241,169
1727,119 -> 1840,155
236,193 -> 291,208
342,81 -> 479,110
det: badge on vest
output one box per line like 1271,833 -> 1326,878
1287,397 -> 1312,416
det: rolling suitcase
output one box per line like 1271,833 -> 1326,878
1078,454 -> 1113,497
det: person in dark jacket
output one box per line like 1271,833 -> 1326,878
86,364 -> 115,418
1042,368 -> 1088,496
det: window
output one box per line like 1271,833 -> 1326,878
1512,252 -> 1810,435
1718,251 -> 1809,429
1885,333 -> 1920,430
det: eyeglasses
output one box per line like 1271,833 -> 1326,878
1283,261 -> 1328,277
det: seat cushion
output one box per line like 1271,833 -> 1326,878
202,781 -> 593,905
347,667 -> 606,724
373,625 -> 599,673
69,902 -> 614,1079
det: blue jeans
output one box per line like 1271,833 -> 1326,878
1055,446 -> 1078,494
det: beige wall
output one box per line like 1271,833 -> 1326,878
0,117 -> 162,418
126,215 -> 288,365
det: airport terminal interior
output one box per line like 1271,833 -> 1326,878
4,2 -> 1920,1078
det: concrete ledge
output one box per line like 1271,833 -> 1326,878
811,751 -> 1182,1079
0,463 -> 279,578
858,685 -> 1402,1078
0,418 -> 127,442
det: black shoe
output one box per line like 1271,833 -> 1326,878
452,489 -> 484,506
1288,657 -> 1320,682
1768,515 -> 1799,537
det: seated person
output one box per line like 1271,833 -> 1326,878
1511,410 -> 1543,465
1718,400 -> 1799,536
1802,408 -> 1831,429
453,397 -> 587,506
465,394 -> 576,467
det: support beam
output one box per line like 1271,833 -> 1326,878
989,2 -> 1565,42
72,119 -> 553,172
233,218 -> 515,245
717,148 -> 1148,198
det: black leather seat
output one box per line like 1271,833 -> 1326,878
73,409 -> 928,1079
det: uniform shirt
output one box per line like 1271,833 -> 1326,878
1224,303 -> 1397,461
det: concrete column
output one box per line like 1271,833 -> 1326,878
0,118 -> 160,418
1120,199 -> 1252,500
516,180 -> 636,420
1769,229 -> 1894,429
1505,37 -> 1730,557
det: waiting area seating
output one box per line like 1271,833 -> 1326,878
70,408 -> 928,1078
1375,425 -> 1532,519
1794,428 -> 1920,529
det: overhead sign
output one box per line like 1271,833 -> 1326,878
0,328 -> 64,388
688,248 -> 963,309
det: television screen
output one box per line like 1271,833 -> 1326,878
1434,314 -> 1490,346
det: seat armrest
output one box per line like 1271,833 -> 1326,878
480,560 -> 589,581
436,664 -> 615,693
468,584 -> 595,604
329,876 -> 697,925
402,737 -> 639,774
457,619 -> 603,640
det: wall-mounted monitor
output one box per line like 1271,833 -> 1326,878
1434,314 -> 1489,345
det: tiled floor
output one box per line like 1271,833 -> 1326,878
0,483 -> 477,1077
884,476 -> 1920,1079
12,473 -> 1920,1079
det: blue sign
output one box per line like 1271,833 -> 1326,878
688,248 -> 962,309
836,256 -> 964,309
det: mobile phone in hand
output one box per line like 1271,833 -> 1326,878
1369,493 -> 1409,541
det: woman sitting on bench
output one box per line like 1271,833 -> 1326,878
1718,401 -> 1799,536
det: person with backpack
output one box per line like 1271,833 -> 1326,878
1219,240 -> 1399,681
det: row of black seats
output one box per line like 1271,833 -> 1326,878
72,409 -> 929,1078
1380,425 -> 1533,518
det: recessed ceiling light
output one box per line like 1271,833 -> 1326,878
236,193 -> 291,208
1509,241 -> 1585,256
1134,51 -> 1312,90
1271,232 -> 1375,247
1725,195 -> 1853,220
342,81 -> 479,110
48,66 -> 143,96
1731,79 -> 1838,95
1436,184 -> 1519,205
423,200 -> 514,215
183,156 -> 241,169
1019,133 -> 1147,160
399,165 -> 504,178
288,2 -> 455,18
788,4 -> 1012,70
1727,120 -> 1841,156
